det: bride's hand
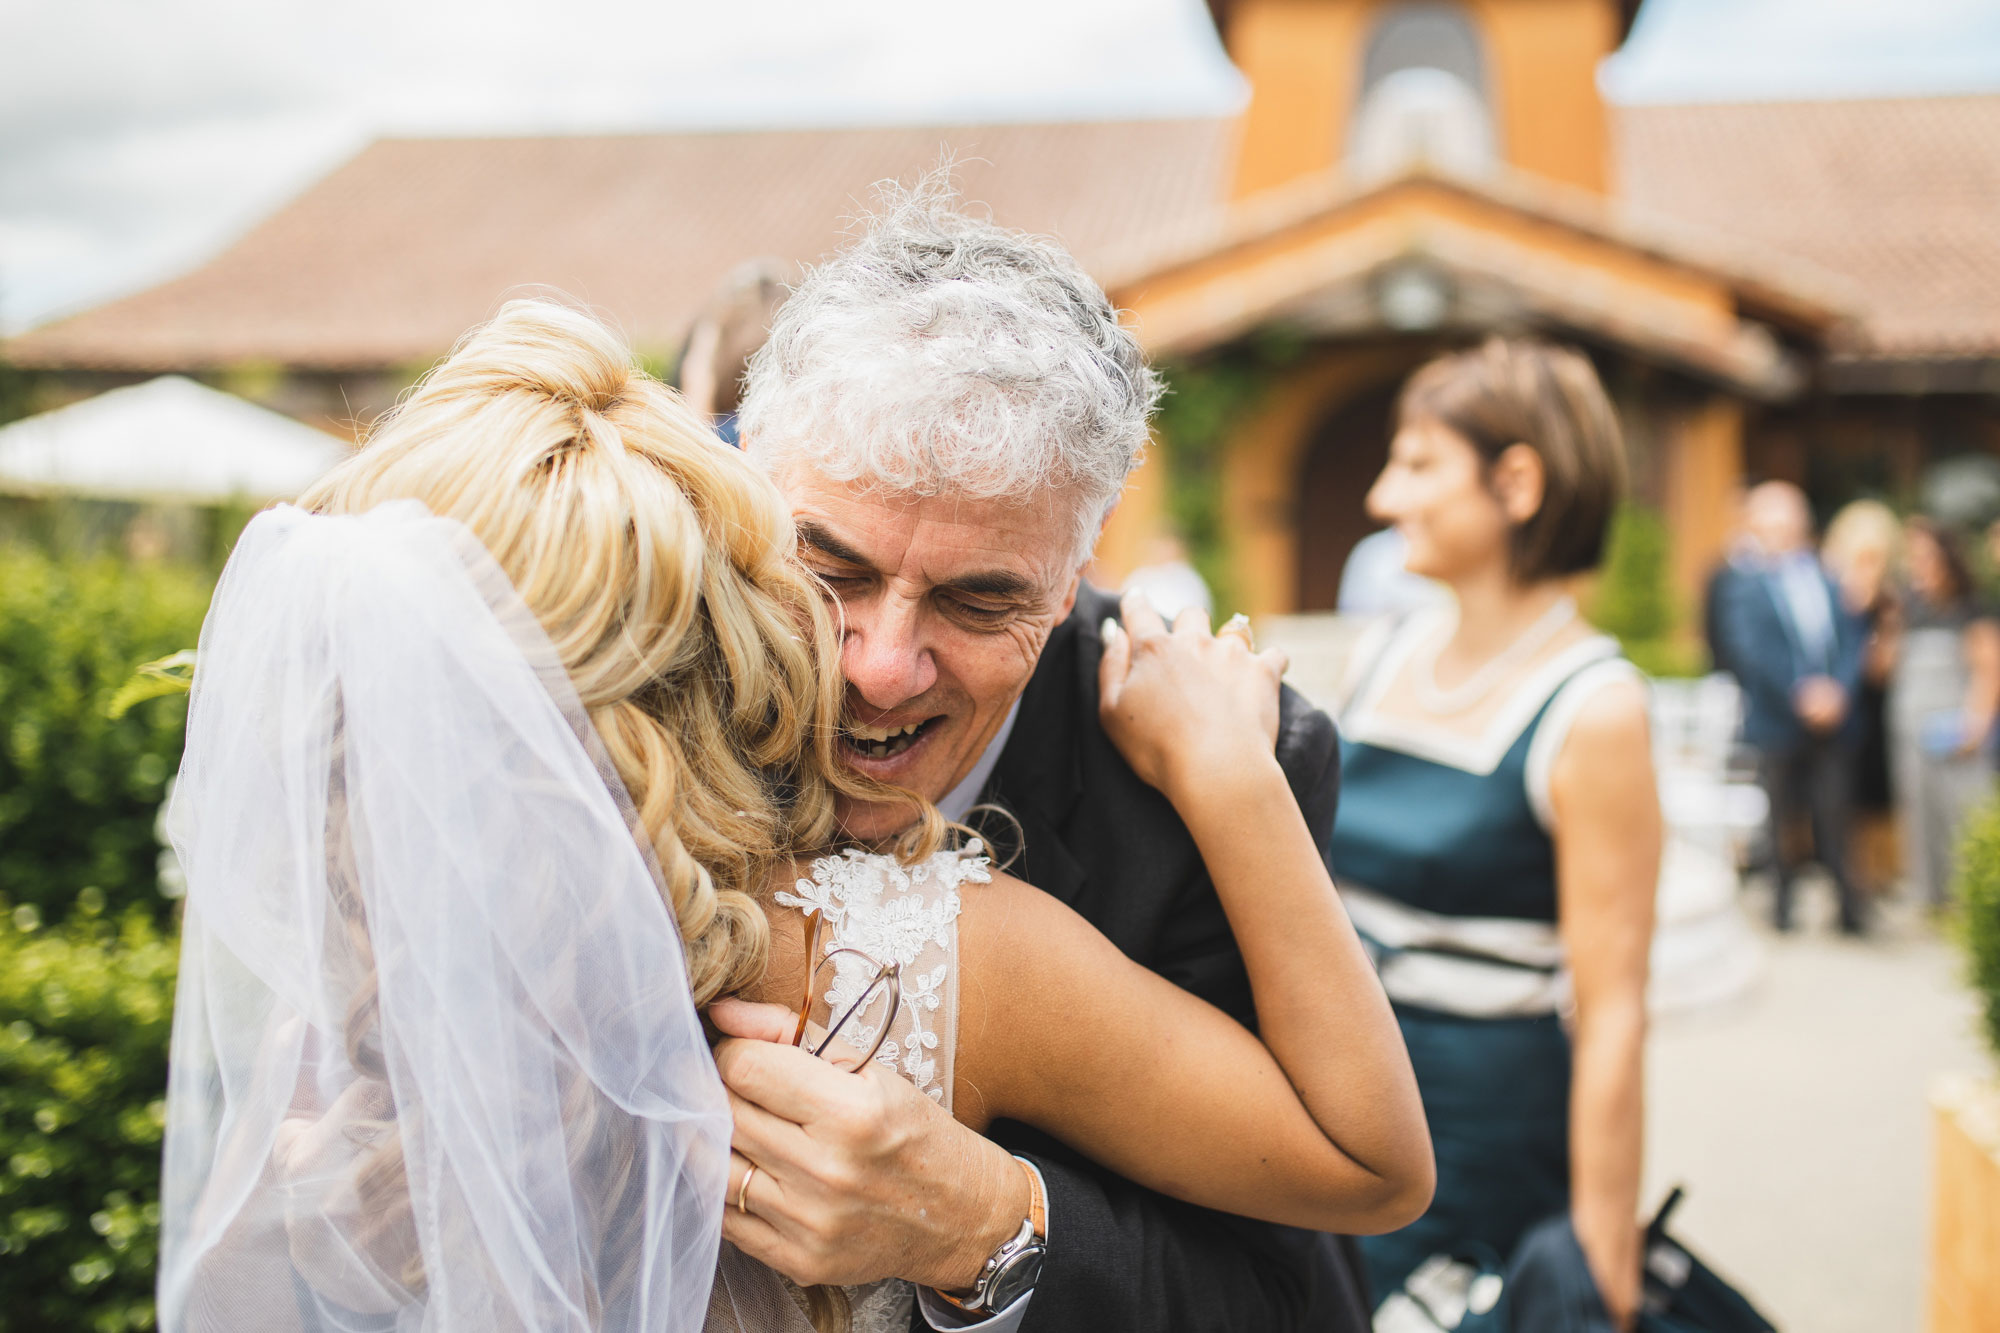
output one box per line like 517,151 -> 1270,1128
1098,590 -> 1288,801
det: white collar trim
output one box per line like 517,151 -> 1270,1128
1341,605 -> 1619,776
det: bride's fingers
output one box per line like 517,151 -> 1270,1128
1172,604 -> 1212,638
1258,645 -> 1290,680
1098,617 -> 1131,708
1119,588 -> 1168,642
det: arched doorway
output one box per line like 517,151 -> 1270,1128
1296,382 -> 1400,611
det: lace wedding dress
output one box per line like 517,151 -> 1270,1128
706,841 -> 989,1333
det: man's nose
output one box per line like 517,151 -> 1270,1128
841,597 -> 938,710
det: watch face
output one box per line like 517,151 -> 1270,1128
985,1244 -> 1045,1311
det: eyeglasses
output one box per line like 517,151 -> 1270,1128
791,910 -> 901,1071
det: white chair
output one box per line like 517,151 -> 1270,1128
1647,674 -> 1766,1016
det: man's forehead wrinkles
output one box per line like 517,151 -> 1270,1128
796,509 -> 919,572
906,519 -> 1063,593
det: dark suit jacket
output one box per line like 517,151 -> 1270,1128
1702,560 -> 1741,681
934,584 -> 1371,1333
1710,558 -> 1865,753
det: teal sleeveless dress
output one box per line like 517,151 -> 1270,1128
1328,611 -> 1640,1301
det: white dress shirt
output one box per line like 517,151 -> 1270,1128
1772,552 -> 1837,672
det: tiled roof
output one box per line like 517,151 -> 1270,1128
1102,165 -> 1848,397
1103,160 -> 1854,334
17,96 -> 1995,376
6,121 -> 1233,372
1615,95 -> 2000,362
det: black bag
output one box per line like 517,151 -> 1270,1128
1375,1189 -> 1777,1333
1636,1188 -> 1779,1333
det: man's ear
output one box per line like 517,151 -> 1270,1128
1057,569 -> 1083,624
1491,443 -> 1546,525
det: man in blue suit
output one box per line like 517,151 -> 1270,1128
1710,482 -> 1869,934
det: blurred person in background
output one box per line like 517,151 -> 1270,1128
1332,338 -> 1660,1330
1887,517 -> 2000,911
1711,481 -> 1868,934
1700,486 -> 1753,681
1336,526 -> 1446,618
1119,530 -> 1213,622
677,259 -> 788,446
1820,500 -> 1903,895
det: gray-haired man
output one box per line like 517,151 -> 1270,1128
716,187 -> 1374,1332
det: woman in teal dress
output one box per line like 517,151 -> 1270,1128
1332,339 -> 1662,1329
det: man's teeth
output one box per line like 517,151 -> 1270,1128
850,722 -> 921,743
846,721 -> 924,759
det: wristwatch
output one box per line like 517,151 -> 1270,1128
938,1157 -> 1047,1316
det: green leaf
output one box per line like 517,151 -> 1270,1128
104,652 -> 196,721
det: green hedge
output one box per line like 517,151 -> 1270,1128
1588,504 -> 1705,679
0,544 -> 212,923
0,898 -> 177,1331
1954,800 -> 2000,1067
1152,333 -> 1306,609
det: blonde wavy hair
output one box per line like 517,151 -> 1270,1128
300,298 -> 941,1329
304,297 -> 939,1006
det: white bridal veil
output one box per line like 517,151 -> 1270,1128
158,502 -> 730,1333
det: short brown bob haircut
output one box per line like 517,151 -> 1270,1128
1396,336 -> 1628,583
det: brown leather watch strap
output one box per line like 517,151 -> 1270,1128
1016,1156 -> 1047,1238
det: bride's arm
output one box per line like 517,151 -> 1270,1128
950,596 -> 1431,1234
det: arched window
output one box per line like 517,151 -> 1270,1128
1348,2 -> 1497,182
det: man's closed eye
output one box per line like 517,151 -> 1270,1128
943,595 -> 1015,629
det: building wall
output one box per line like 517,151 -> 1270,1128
1474,0 -> 1618,193
1661,394 -> 1746,605
1746,393 -> 2000,520
1229,0 -> 1375,197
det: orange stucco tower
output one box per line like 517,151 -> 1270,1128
1226,0 -> 1625,199
1098,0 -> 1835,617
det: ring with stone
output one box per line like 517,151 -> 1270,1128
1219,613 -> 1254,646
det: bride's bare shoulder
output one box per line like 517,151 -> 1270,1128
956,866 -> 1111,967
951,865 -> 1138,1128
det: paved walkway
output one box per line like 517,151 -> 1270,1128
1645,884 -> 1989,1333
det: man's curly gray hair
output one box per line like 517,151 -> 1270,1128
738,180 -> 1161,562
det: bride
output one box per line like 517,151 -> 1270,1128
157,299 -> 1429,1333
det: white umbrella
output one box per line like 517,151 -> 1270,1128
0,375 -> 351,504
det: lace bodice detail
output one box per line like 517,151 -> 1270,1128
707,843 -> 984,1333
773,840 -> 987,1108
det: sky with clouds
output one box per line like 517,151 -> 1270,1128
3,0 -> 1998,335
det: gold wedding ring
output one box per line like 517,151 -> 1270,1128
1220,612 -> 1254,647
736,1163 -> 759,1214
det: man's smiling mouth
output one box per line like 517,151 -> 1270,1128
843,717 -> 940,760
